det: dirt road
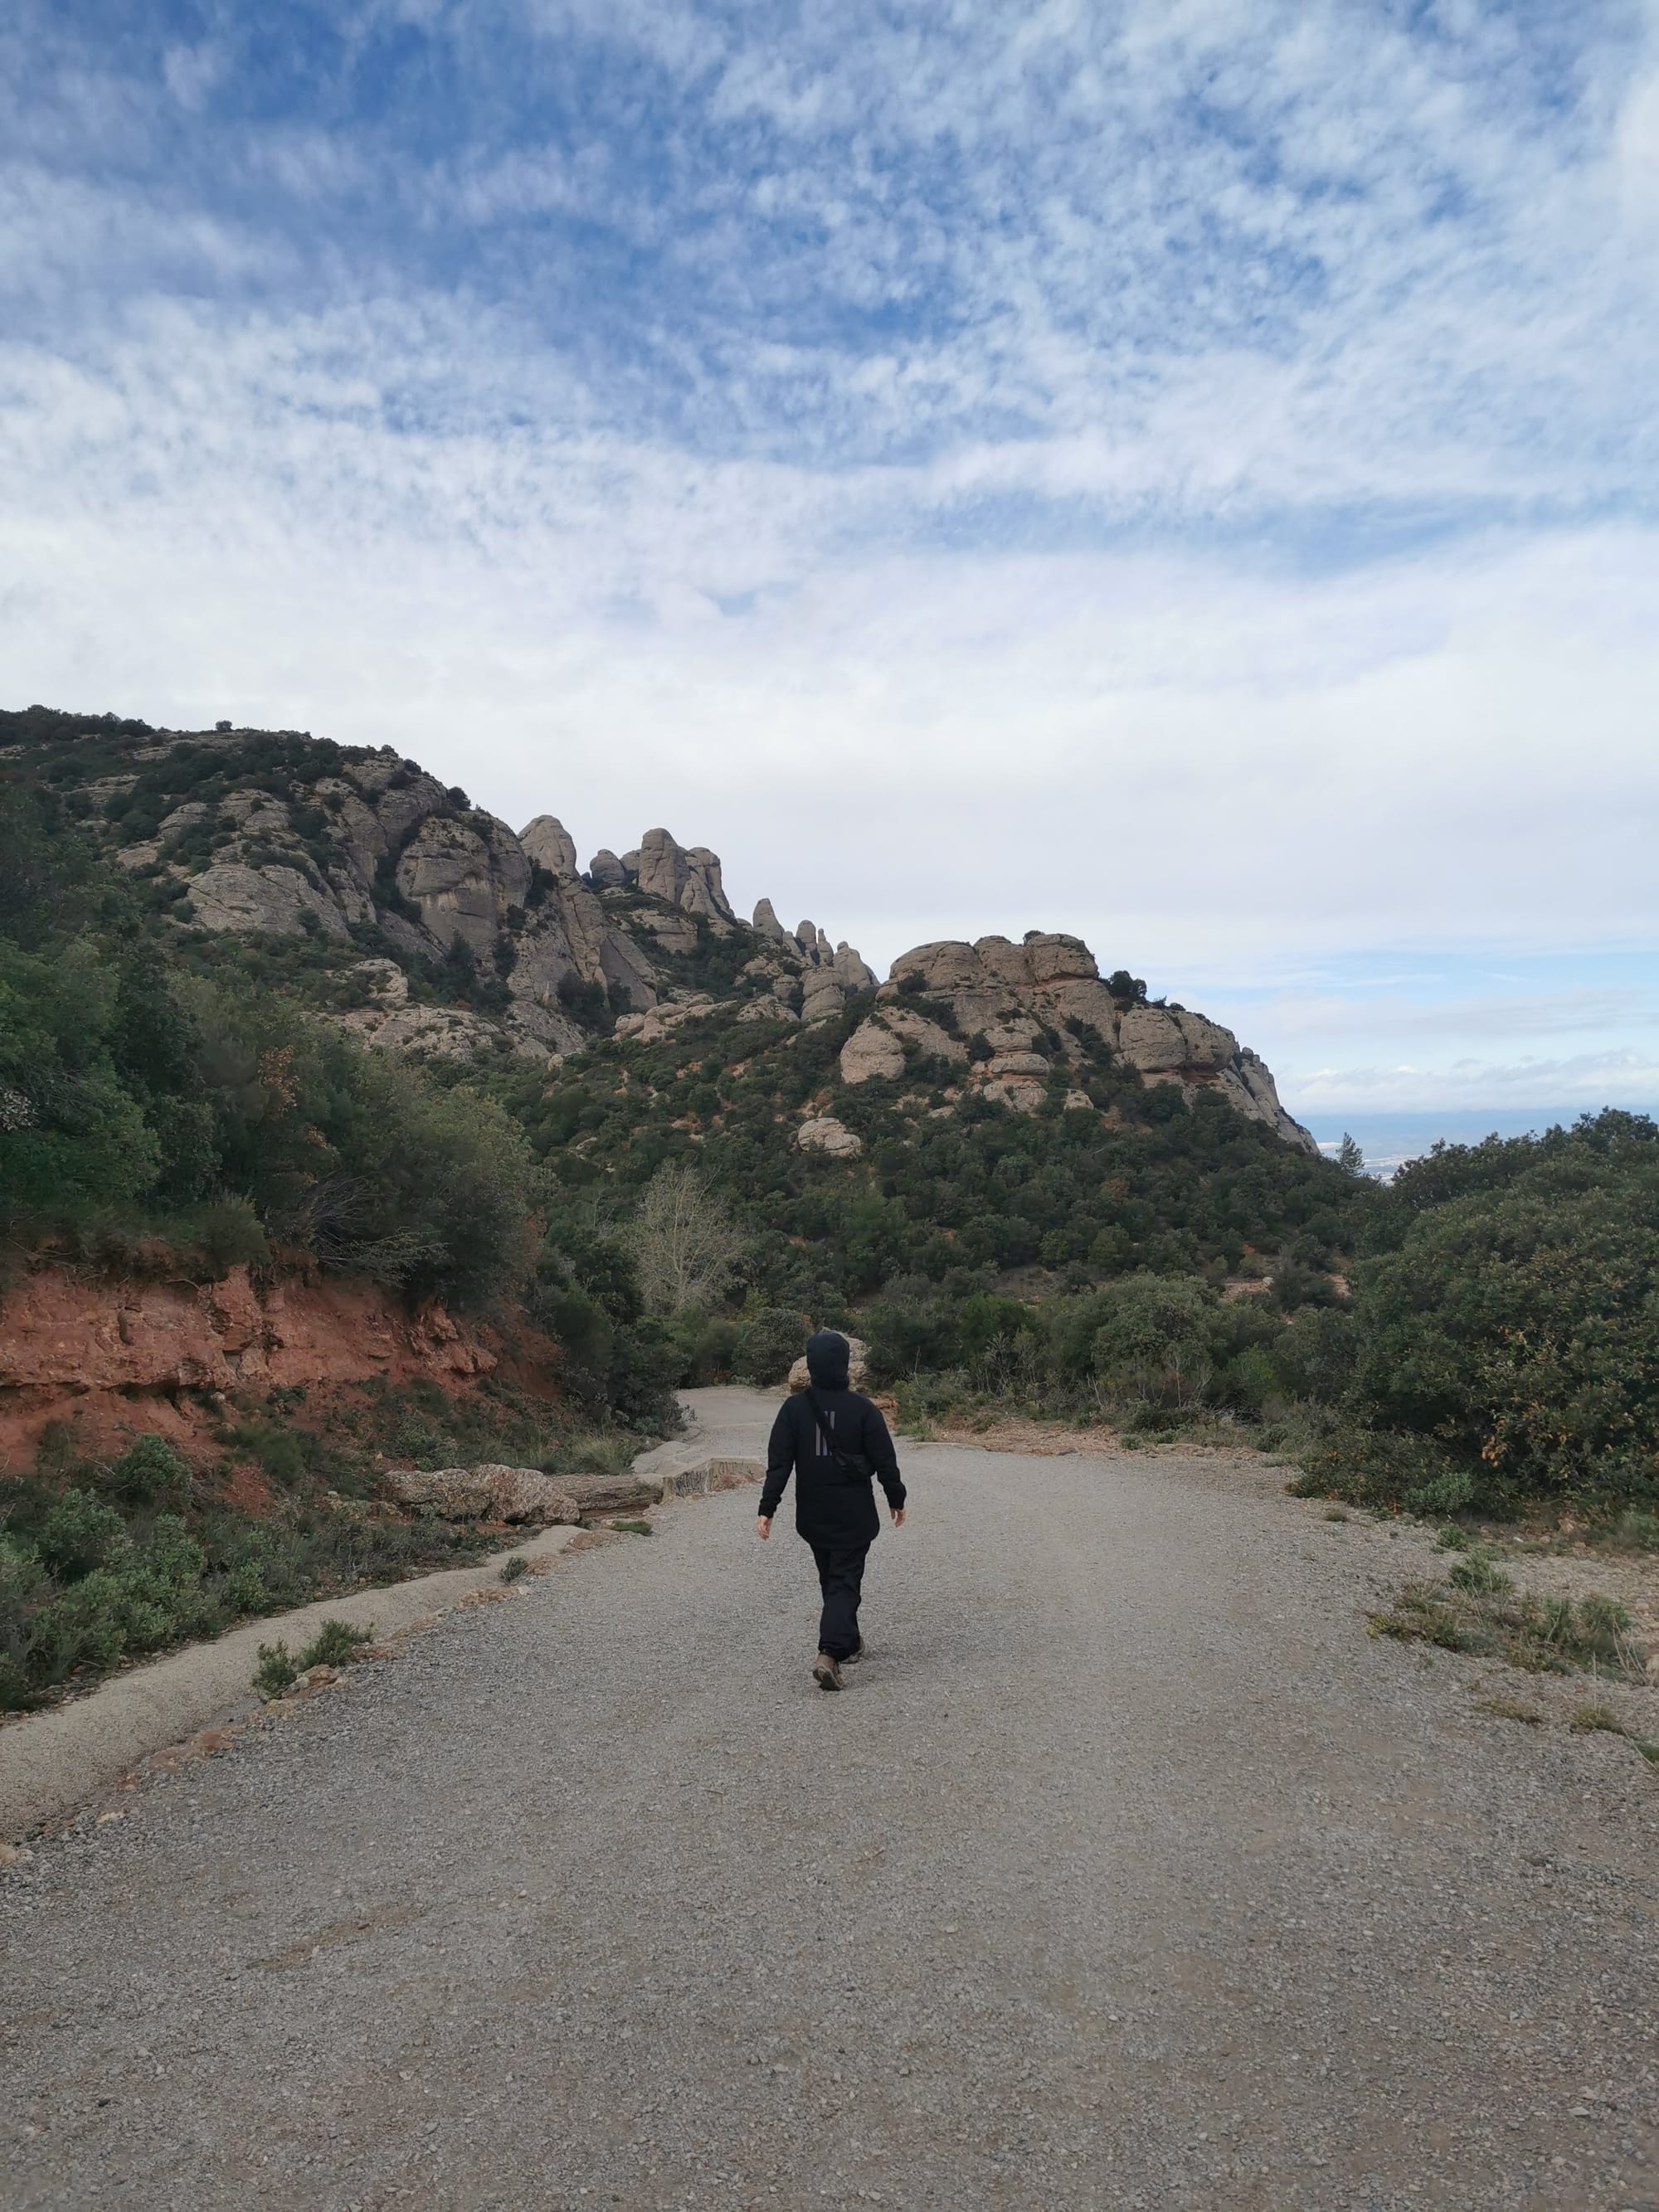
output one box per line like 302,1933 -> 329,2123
4,1389 -> 1656,2208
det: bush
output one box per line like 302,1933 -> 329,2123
297,1616 -> 374,1668
1287,1427 -> 1476,1513
732,1305 -> 808,1385
1346,1130 -> 1659,1500
1088,1274 -> 1219,1408
35,1488 -> 126,1580
254,1641 -> 298,1697
107,1432 -> 188,1506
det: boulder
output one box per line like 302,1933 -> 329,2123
587,848 -> 629,888
839,1019 -> 905,1085
832,942 -> 878,993
982,1077 -> 1046,1116
562,1471 -> 664,1515
795,1115 -> 863,1158
634,827 -> 736,921
383,1464 -> 578,1522
800,980 -> 846,1023
973,936 -> 1034,987
519,815 -> 578,875
1117,1006 -> 1236,1075
985,1051 -> 1050,1077
888,941 -> 986,993
840,1009 -> 967,1086
1022,931 -> 1098,984
752,897 -> 793,942
788,1335 -> 871,1393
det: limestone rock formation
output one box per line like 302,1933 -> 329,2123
519,814 -> 578,875
635,827 -> 735,921
30,717 -> 1300,1146
396,811 -> 531,956
840,1008 -> 968,1085
583,829 -> 736,921
189,863 -> 352,939
873,933 -> 1315,1151
795,1115 -> 864,1158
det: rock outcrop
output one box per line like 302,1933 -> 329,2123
840,933 -> 1316,1151
27,718 -> 1303,1148
795,1115 -> 864,1158
560,1471 -> 664,1515
519,814 -> 579,876
0,1263 -> 514,1467
382,1465 -> 579,1523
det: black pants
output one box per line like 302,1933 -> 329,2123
808,1535 -> 870,1662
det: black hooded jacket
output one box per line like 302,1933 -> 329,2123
760,1331 -> 906,1541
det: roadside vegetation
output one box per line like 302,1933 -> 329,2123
0,1383 -> 640,1713
5,714 -> 1656,1714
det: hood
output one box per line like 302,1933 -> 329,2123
805,1330 -> 851,1390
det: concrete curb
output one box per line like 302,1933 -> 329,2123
0,1523 -> 580,1840
0,1437 -> 766,1840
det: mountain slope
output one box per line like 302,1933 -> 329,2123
1,703 -> 1310,1153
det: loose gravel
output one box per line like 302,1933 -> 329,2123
3,1388 -> 1656,2210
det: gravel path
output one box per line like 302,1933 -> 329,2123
4,1389 -> 1657,2210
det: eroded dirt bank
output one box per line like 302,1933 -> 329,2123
0,1263 -> 552,1469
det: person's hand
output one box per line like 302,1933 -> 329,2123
892,1507 -> 906,1528
757,1515 -> 771,1539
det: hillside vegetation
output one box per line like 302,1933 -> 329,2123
3,705 -> 1657,1645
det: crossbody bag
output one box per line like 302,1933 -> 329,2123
804,1385 -> 874,1484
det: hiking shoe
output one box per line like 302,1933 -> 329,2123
844,1638 -> 868,1665
812,1651 -> 844,1692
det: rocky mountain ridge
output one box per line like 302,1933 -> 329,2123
4,707 -> 1312,1150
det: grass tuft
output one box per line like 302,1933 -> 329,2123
1570,1701 -> 1622,1733
1370,1559 -> 1640,1679
499,1554 -> 529,1582
297,1617 -> 374,1670
253,1641 -> 297,1698
1474,1694 -> 1545,1724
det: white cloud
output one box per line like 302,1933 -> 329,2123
1,0 -> 1657,1124
1288,1049 -> 1659,1116
162,41 -> 226,114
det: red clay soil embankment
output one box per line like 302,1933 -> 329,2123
0,1263 -> 552,1471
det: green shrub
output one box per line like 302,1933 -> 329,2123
254,1641 -> 298,1697
1346,1125 -> 1659,1500
35,1488 -> 126,1581
1287,1427 -> 1470,1511
1610,1509 -> 1659,1553
30,1576 -> 129,1683
1089,1274 -> 1219,1408
107,1432 -> 188,1506
732,1305 -> 809,1385
297,1616 -> 374,1668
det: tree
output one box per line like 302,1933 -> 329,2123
1336,1133 -> 1365,1177
628,1163 -> 749,1315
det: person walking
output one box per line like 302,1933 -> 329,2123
757,1330 -> 907,1690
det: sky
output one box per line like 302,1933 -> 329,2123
2,0 -> 1658,1134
